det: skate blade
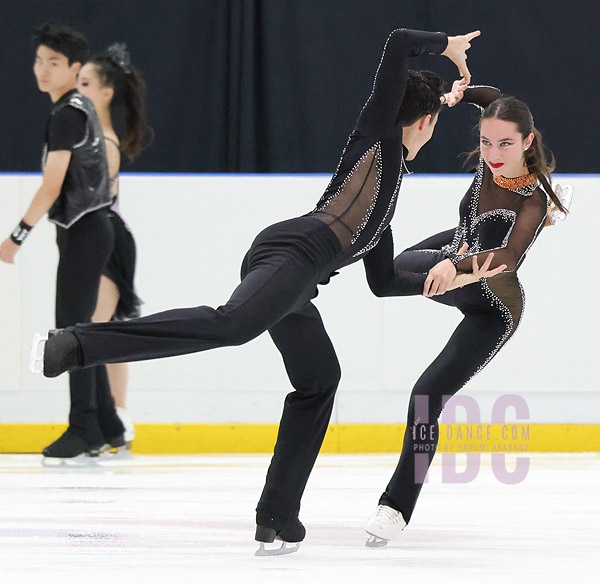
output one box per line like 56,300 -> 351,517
29,332 -> 47,374
97,445 -> 134,460
255,541 -> 300,556
365,534 -> 389,547
41,454 -> 100,468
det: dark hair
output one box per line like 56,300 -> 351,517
480,97 -> 566,214
88,43 -> 154,161
397,70 -> 445,126
33,22 -> 89,65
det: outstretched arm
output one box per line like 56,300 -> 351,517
355,29 -> 480,136
422,192 -> 547,293
461,85 -> 502,110
365,229 -> 504,297
452,193 -> 548,273
448,252 -> 507,291
355,28 -> 448,135
441,31 -> 481,82
440,81 -> 502,110
403,228 -> 457,252
363,227 -> 428,297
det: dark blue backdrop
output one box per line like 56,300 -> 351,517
0,1 -> 596,173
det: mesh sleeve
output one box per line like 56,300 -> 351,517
453,192 -> 547,272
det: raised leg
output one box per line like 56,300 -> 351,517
70,247 -> 323,369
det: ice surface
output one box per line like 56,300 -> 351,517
0,452 -> 598,583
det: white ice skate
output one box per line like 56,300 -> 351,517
548,184 -> 573,225
97,441 -> 133,459
116,407 -> 135,450
364,505 -> 406,547
29,332 -> 47,374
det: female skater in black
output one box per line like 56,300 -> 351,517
79,43 -> 153,449
363,85 -> 569,545
39,28 -> 498,552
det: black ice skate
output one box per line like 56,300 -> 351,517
30,329 -> 83,377
255,511 -> 305,556
42,429 -> 104,458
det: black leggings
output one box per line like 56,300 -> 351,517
72,216 -> 343,518
55,210 -> 123,443
380,250 -> 524,523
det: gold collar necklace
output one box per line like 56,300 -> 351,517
493,173 -> 537,190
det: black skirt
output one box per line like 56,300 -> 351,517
103,211 -> 142,320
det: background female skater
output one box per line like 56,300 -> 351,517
363,85 -> 569,545
0,23 -> 126,458
38,28 -> 499,553
78,43 -> 153,449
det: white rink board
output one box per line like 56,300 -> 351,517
0,173 -> 597,423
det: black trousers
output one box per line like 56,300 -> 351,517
379,249 -> 524,523
72,216 -> 343,518
55,209 -> 123,443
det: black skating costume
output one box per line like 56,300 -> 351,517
101,136 -> 142,320
58,30 -> 449,523
365,85 -> 548,523
46,90 -> 124,451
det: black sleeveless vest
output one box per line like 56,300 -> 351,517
45,90 -> 111,228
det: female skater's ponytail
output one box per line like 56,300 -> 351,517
88,44 -> 154,162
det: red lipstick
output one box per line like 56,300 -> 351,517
489,162 -> 504,169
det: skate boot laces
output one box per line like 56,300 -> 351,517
365,504 -> 406,547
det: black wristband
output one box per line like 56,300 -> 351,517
10,220 -> 33,246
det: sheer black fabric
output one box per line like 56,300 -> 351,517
446,86 -> 548,273
65,28 -> 453,521
310,29 -> 447,268
447,157 -> 547,272
364,85 -> 547,523
364,85 -> 549,297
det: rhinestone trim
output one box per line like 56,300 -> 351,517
493,173 -> 537,191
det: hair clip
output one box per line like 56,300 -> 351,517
107,43 -> 131,74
